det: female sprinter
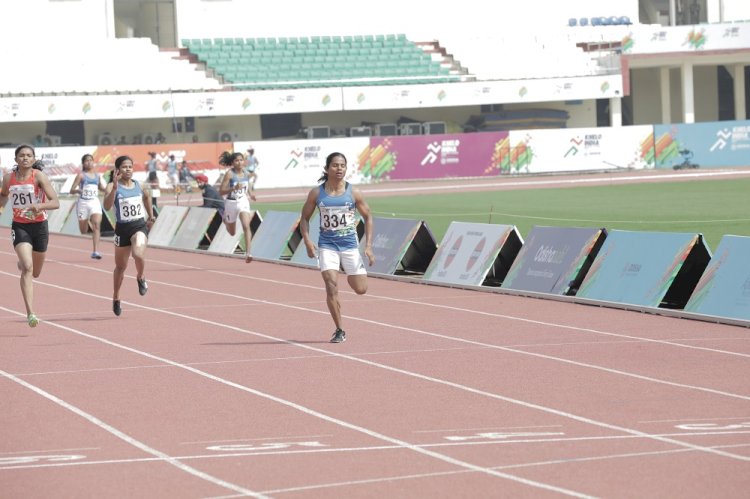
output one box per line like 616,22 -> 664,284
69,153 -> 106,259
299,152 -> 375,343
0,145 -> 60,327
103,155 -> 155,316
218,151 -> 256,263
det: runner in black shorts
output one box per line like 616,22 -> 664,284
0,144 -> 60,327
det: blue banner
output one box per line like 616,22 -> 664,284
653,120 -> 750,169
576,230 -> 704,307
685,235 -> 750,321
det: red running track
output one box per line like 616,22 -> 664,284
1,233 -> 749,498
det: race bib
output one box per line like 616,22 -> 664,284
118,195 -> 144,222
229,181 -> 248,199
10,184 -> 36,209
81,183 -> 99,200
320,206 -> 356,232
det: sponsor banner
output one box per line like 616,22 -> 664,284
148,205 -> 189,247
622,23 -> 750,55
234,137 -> 370,189
341,75 -> 623,110
502,226 -> 605,295
170,207 -> 218,250
366,217 -> 425,275
506,125 -> 654,174
354,132 -> 507,181
685,235 -> 750,321
576,230 -> 703,307
249,210 -> 300,260
424,222 -> 515,286
653,120 -> 750,169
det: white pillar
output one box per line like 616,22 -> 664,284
610,97 -> 622,127
660,67 -> 671,124
669,0 -> 677,25
734,64 -> 747,121
681,63 -> 695,124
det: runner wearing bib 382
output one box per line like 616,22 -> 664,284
103,155 -> 156,317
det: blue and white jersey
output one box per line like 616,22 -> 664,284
226,170 -> 251,201
113,181 -> 146,224
317,183 -> 358,251
79,173 -> 101,200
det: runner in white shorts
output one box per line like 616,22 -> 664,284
300,152 -> 375,343
70,154 -> 106,259
218,151 -> 256,263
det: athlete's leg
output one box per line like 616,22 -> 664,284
321,270 -> 343,330
15,242 -> 35,315
130,231 -> 148,281
89,213 -> 102,254
239,211 -> 253,262
347,274 -> 368,295
113,245 -> 132,300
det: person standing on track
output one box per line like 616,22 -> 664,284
103,155 -> 155,317
69,153 -> 106,259
218,151 -> 256,263
0,145 -> 60,327
299,152 -> 375,343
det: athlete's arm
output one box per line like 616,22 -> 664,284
102,170 -> 120,211
35,171 -> 60,212
353,188 -> 375,266
0,172 -> 9,208
300,187 -> 319,258
69,173 -> 83,195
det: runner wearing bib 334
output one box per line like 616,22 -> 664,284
0,144 -> 60,327
300,152 -> 375,343
103,155 -> 155,317
70,153 -> 106,259
218,151 -> 256,263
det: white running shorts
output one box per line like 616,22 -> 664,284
319,247 -> 366,275
77,198 -> 103,221
223,197 -> 252,224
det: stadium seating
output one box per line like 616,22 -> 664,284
183,34 -> 462,89
0,38 -> 221,95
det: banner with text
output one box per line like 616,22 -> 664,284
685,235 -> 750,321
356,132 -> 507,181
505,125 -> 654,174
576,230 -> 706,308
502,226 -> 606,295
423,222 -> 520,287
653,120 -> 750,169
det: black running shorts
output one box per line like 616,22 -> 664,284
11,220 -> 49,252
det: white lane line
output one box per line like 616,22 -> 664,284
5,430 -> 750,472
0,305 -> 593,498
0,365 -> 266,498
1,260 -> 749,403
18,259 -> 750,404
4,276 -> 750,466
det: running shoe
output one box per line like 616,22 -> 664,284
330,328 -> 346,343
27,313 -> 39,328
91,252 -> 102,260
137,278 -> 148,296
113,300 -> 121,316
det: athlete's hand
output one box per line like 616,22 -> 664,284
365,246 -> 375,266
305,241 -> 317,259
